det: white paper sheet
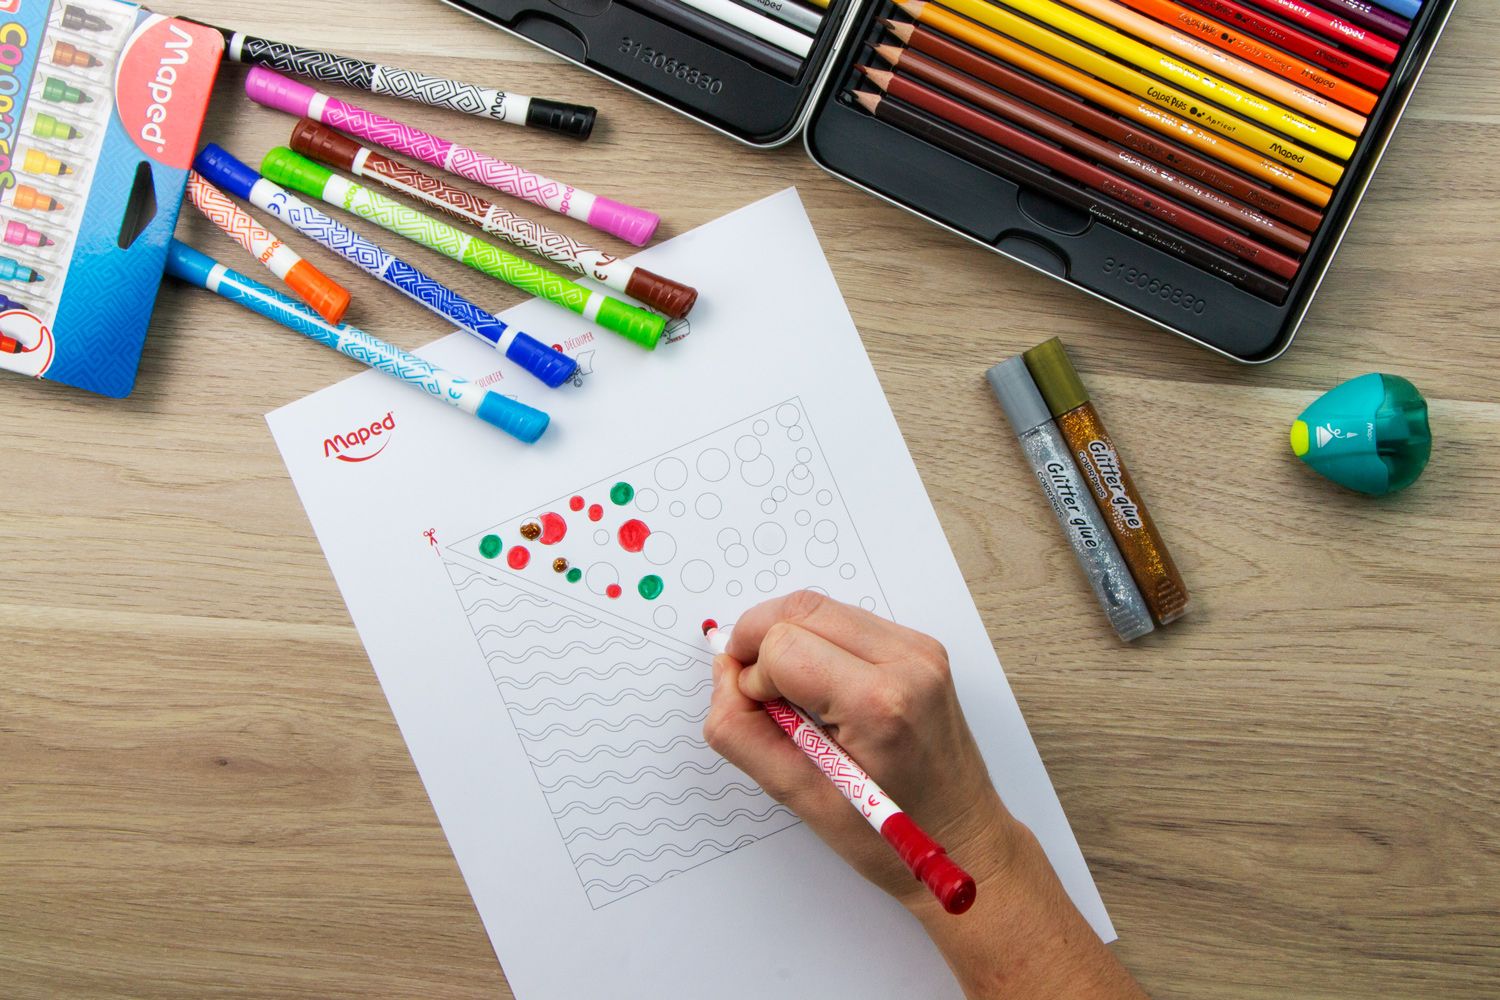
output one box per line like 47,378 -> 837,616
266,189 -> 1113,999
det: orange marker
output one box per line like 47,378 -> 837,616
185,171 -> 351,324
52,41 -> 103,68
5,185 -> 65,213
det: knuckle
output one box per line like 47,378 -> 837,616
780,588 -> 827,625
858,681 -> 911,726
759,621 -> 805,666
912,636 -> 952,685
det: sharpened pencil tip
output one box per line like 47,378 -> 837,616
861,66 -> 894,90
874,43 -> 904,66
852,89 -> 881,114
884,18 -> 915,41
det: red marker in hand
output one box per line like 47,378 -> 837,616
707,624 -> 977,915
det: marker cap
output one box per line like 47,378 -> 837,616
1022,338 -> 1089,417
260,147 -> 335,199
986,356 -> 1053,437
165,239 -> 221,287
506,332 -> 580,388
525,98 -> 597,140
477,391 -> 550,444
624,267 -> 698,320
586,196 -> 660,247
598,298 -> 666,350
245,66 -> 320,118
194,144 -> 262,200
289,118 -> 361,170
283,259 -> 351,325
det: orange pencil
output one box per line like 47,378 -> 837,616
884,13 -> 1335,207
1054,0 -> 1367,136
1112,0 -> 1379,114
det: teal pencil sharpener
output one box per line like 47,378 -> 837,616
1290,373 -> 1431,497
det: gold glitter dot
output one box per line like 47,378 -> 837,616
519,521 -> 541,540
553,557 -> 569,573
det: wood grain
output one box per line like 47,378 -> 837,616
2,2 -> 1497,997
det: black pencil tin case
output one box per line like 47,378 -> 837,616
442,0 -> 1458,361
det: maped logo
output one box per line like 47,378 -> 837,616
323,411 -> 395,463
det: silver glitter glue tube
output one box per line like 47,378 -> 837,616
987,357 -> 1155,642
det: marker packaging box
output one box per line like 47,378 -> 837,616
0,0 -> 221,397
447,0 -> 1456,361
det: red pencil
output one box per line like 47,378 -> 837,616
1244,0 -> 1400,64
860,70 -> 1302,279
1175,0 -> 1393,90
871,37 -> 1323,235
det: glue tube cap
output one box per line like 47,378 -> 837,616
289,118 -> 361,170
506,332 -> 579,388
586,196 -> 660,247
245,66 -> 320,117
194,144 -> 262,200
624,267 -> 698,320
597,298 -> 666,350
986,356 -> 1053,437
477,391 -> 550,445
283,259 -> 351,325
260,147 -> 335,199
525,99 -> 597,140
1022,338 -> 1090,417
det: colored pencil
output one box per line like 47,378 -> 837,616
1053,0 -> 1367,135
621,0 -> 805,76
194,145 -> 578,389
850,90 -> 1290,300
1110,0 -> 1379,114
1244,0 -> 1400,63
185,171 -> 351,324
289,120 -> 699,320
861,58 -> 1311,253
1175,0 -> 1392,90
883,15 -> 1334,206
259,148 -> 667,349
876,31 -> 1323,230
946,0 -> 1356,162
859,72 -> 1301,278
731,0 -> 823,33
165,240 -> 550,445
210,24 -> 596,138
669,0 -> 813,55
1310,0 -> 1411,40
1367,0 -> 1418,17
245,69 -> 661,246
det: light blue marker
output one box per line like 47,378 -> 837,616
166,240 -> 549,444
192,144 -> 576,389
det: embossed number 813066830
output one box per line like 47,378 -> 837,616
619,37 -> 724,94
1102,257 -> 1207,315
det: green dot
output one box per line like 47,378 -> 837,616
610,481 -> 635,505
479,534 -> 502,558
637,574 -> 663,600
566,567 -> 582,583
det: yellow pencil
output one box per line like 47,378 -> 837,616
807,0 -> 829,7
905,0 -> 1347,185
1055,0 -> 1367,137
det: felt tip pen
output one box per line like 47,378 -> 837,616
259,148 -> 666,349
6,185 -> 64,212
0,291 -> 31,312
706,625 -> 977,915
52,41 -> 102,68
289,120 -> 699,320
1023,339 -> 1189,626
205,23 -> 595,138
31,112 -> 83,141
0,256 -> 42,283
193,145 -> 577,389
4,220 -> 52,248
61,5 -> 111,32
22,148 -> 73,176
165,240 -> 549,444
42,77 -> 91,104
245,68 -> 659,246
185,171 -> 351,325
987,357 -> 1154,642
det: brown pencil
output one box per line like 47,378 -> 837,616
861,58 -> 1311,254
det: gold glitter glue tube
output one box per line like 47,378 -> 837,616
1023,338 -> 1189,625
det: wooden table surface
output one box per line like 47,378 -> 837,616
4,1 -> 1497,997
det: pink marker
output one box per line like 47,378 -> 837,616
245,68 -> 660,247
707,625 -> 978,915
4,219 -> 52,248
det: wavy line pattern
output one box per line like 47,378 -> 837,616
539,757 -> 727,793
517,706 -> 708,742
484,632 -> 646,666
506,678 -> 712,717
499,655 -> 696,693
475,614 -> 592,641
574,834 -> 763,870
563,804 -> 795,844
460,592 -> 549,617
530,735 -> 702,768
552,781 -> 764,820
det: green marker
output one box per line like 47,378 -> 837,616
260,148 -> 666,350
42,77 -> 91,105
31,113 -> 83,141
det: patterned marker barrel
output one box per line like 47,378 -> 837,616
261,148 -> 666,349
246,69 -> 658,245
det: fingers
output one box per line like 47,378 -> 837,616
725,590 -> 917,666
735,623 -> 879,725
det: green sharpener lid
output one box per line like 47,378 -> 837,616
1022,338 -> 1090,417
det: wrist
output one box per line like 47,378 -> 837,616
898,792 -> 1027,920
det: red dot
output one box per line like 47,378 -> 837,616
605,583 -> 622,599
618,518 -> 650,553
588,503 -> 603,522
701,618 -> 718,635
539,511 -> 567,545
507,545 -> 530,570
569,496 -> 585,511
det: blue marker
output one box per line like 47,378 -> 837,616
165,240 -> 549,444
0,255 -> 42,283
193,144 -> 576,389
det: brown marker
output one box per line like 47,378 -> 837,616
1023,339 -> 1189,625
52,41 -> 102,69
